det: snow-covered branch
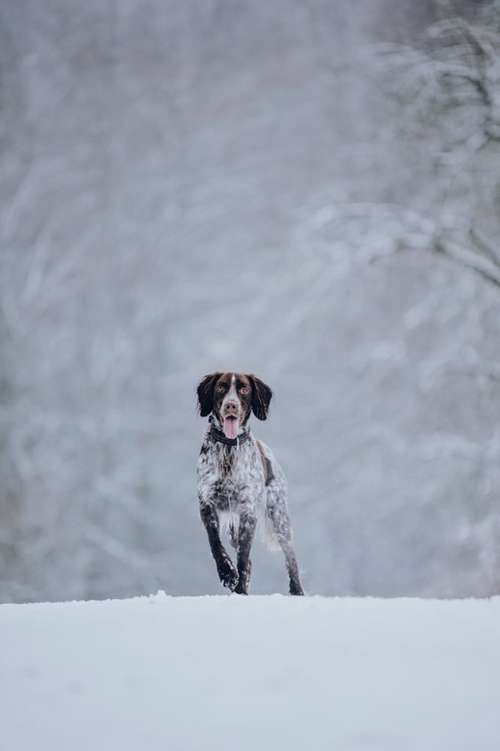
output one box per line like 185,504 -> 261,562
434,234 -> 500,288
375,4 -> 500,148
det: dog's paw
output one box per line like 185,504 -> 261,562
289,581 -> 305,596
217,555 -> 239,591
234,561 -> 251,595
234,581 -> 248,595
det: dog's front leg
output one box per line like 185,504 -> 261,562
200,502 -> 239,591
234,509 -> 257,595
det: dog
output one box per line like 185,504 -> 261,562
196,372 -> 304,595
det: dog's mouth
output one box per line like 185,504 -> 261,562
223,415 -> 240,440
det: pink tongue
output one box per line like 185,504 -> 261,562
223,417 -> 239,440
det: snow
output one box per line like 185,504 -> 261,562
1,594 -> 499,750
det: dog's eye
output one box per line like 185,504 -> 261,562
239,385 -> 250,395
216,384 -> 226,393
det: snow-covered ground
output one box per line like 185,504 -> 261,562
1,594 -> 499,750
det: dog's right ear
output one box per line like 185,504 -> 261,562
196,373 -> 221,417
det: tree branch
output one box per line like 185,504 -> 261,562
434,235 -> 500,288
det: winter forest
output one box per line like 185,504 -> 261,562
1,0 -> 500,603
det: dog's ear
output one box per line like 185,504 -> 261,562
248,375 -> 272,420
196,373 -> 221,417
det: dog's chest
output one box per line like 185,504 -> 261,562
199,440 -> 265,508
216,442 -> 263,488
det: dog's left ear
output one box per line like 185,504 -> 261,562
197,373 -> 221,417
248,375 -> 272,420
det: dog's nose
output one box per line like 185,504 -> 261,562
224,400 -> 239,415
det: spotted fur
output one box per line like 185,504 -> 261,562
197,372 -> 304,595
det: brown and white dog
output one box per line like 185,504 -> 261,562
196,372 -> 304,595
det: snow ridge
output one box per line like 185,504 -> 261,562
2,594 -> 499,750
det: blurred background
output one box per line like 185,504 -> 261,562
1,0 -> 500,602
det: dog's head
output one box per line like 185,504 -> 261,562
197,372 -> 272,439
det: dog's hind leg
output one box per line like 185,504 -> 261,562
267,493 -> 304,596
229,522 -> 239,550
281,540 -> 304,596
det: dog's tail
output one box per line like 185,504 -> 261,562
261,505 -> 283,552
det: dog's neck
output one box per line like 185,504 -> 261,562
208,415 -> 252,448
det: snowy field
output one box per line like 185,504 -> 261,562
1,594 -> 499,751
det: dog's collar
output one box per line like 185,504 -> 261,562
208,415 -> 252,447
